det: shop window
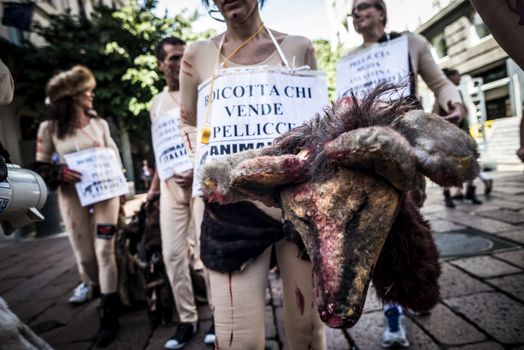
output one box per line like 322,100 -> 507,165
486,97 -> 511,120
472,64 -> 507,85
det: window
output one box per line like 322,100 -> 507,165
469,11 -> 490,43
431,33 -> 448,59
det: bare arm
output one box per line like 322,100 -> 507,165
0,59 -> 14,105
147,171 -> 161,200
470,0 -> 524,70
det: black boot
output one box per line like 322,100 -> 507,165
443,189 -> 456,208
465,185 -> 482,204
97,293 -> 120,347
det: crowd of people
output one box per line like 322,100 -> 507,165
1,0 -> 524,349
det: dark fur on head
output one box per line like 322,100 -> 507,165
270,84 -> 417,181
373,193 -> 441,311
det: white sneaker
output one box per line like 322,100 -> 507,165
203,321 -> 215,345
68,282 -> 91,305
381,305 -> 410,348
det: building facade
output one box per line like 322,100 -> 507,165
327,0 -> 522,165
417,0 -> 523,164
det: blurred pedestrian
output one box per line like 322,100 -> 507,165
178,0 -> 327,349
141,159 -> 153,190
34,65 -> 123,347
435,68 -> 492,207
342,0 -> 468,347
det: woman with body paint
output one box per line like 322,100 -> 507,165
177,0 -> 327,349
35,65 -> 123,348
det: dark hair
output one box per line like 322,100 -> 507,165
352,0 -> 387,26
201,0 -> 266,9
154,37 -> 186,61
442,68 -> 459,78
47,96 -> 97,139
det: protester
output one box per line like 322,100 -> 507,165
34,66 -> 123,347
178,0 -> 327,349
436,68 -> 492,207
341,0 -> 468,347
148,36 -> 214,349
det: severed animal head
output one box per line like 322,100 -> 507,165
200,85 -> 480,328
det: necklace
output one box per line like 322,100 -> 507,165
200,22 -> 265,144
221,22 -> 266,68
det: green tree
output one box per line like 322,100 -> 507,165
313,39 -> 343,101
9,0 -> 213,147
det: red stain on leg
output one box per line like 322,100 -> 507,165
295,284 -> 305,316
228,272 -> 234,347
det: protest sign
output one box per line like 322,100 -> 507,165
64,148 -> 128,207
151,107 -> 193,181
336,35 -> 410,100
193,66 -> 328,196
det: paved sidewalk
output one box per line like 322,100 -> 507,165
0,172 -> 523,349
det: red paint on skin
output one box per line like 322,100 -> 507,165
182,70 -> 193,77
228,272 -> 234,347
208,192 -> 226,204
295,284 -> 305,316
183,60 -> 193,68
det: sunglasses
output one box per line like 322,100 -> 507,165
349,2 -> 381,17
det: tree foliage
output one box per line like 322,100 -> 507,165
9,0 -> 214,144
313,39 -> 343,101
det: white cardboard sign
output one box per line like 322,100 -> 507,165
64,147 -> 128,207
151,107 -> 193,181
193,66 -> 328,196
336,35 -> 410,100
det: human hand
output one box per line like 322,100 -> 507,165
173,170 -> 194,188
60,166 -> 82,183
517,147 -> 524,162
443,101 -> 466,125
146,189 -> 160,201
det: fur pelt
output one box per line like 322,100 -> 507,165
0,296 -> 52,350
200,202 -> 283,272
200,84 -> 479,328
373,193 -> 441,312
45,65 -> 96,104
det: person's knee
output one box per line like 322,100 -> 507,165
95,224 -> 116,267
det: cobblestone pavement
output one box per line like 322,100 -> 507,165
0,172 -> 523,349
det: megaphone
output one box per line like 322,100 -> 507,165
0,164 -> 48,235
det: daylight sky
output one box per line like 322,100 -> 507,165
155,0 -> 437,44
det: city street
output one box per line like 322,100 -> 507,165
1,171 -> 523,350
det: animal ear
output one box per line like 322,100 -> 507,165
323,126 -> 419,191
390,110 -> 480,187
230,154 -> 308,207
